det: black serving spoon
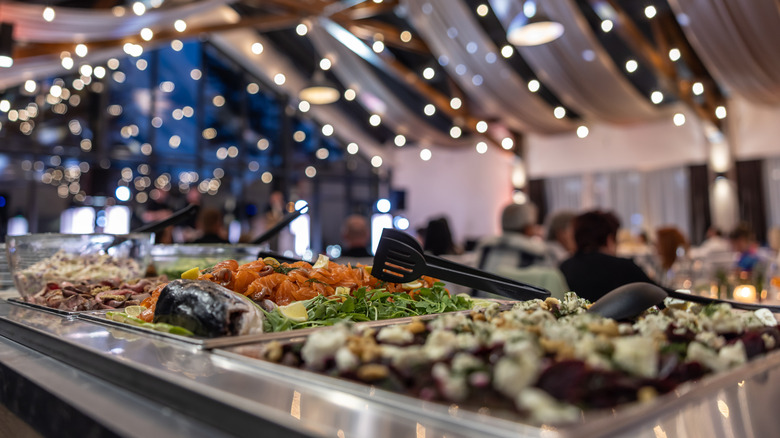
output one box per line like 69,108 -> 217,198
588,282 -> 780,320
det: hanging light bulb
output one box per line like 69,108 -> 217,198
0,23 -> 14,68
298,71 -> 340,105
506,1 -> 564,46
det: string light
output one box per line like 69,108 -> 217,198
274,73 -> 286,85
132,2 -> 146,15
322,124 -> 334,136
423,67 -> 435,79
394,134 -> 406,146
140,28 -> 153,41
553,106 -> 566,119
450,126 -> 462,138
75,44 -> 88,57
450,97 -> 462,109
347,143 -> 359,154
372,41 -> 385,53
298,101 -> 310,112
476,4 -> 489,16
644,6 -> 657,19
24,80 -> 37,93
371,156 -> 383,167
715,106 -> 727,119
673,113 -> 686,126
296,24 -> 308,36
601,20 -> 613,32
625,59 -> 638,73
501,45 -> 514,58
476,141 -> 488,154
476,121 -> 488,133
528,79 -> 540,92
251,42 -> 264,54
576,126 -> 589,138
319,58 -> 332,70
174,20 -> 187,32
423,104 -> 435,116
692,82 -> 704,95
369,114 -> 381,126
501,137 -> 513,149
43,7 -> 56,22
651,91 -> 663,104
420,148 -> 432,161
400,31 -> 412,42
669,48 -> 681,61
344,89 -> 356,101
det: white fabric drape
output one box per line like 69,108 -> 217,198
668,0 -> 780,104
544,167 -> 691,238
404,0 -> 574,134
489,0 -> 661,123
309,19 -> 477,148
642,167 -> 691,239
0,0 -> 231,43
544,174 -> 583,213
592,171 -> 643,231
764,156 -> 780,228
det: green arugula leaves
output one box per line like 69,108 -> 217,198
262,282 -> 472,332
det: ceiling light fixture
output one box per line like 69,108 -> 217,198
506,1 -> 564,46
298,71 -> 340,105
0,23 -> 14,68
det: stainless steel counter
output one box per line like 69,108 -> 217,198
1,298 -> 780,437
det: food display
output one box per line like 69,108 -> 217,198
239,293 -> 780,425
23,276 -> 168,311
94,255 -> 472,338
14,251 -> 146,296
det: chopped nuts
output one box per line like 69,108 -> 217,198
406,318 -> 426,334
637,386 -> 658,403
356,364 -> 390,381
587,320 -> 620,337
264,341 -> 283,362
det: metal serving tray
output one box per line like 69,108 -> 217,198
75,300 -> 517,350
6,296 -> 87,316
215,323 -> 780,438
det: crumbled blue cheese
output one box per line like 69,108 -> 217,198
493,355 -> 540,399
483,302 -> 501,320
451,352 -> 483,374
559,292 -> 589,316
762,333 -> 776,350
755,308 -> 778,327
377,324 -> 414,345
455,332 -> 481,351
686,341 -> 746,372
633,313 -> 672,337
573,335 -> 614,371
612,336 -> 658,378
694,331 -> 726,350
515,387 -> 580,424
301,325 -> 349,368
335,346 -> 359,372
432,363 -> 468,401
424,329 -> 457,361
513,299 -> 546,312
385,345 -> 427,370
428,313 -> 470,331
541,319 -> 583,344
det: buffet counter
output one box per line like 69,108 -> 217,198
1,297 -> 780,437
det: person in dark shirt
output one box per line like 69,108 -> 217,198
191,208 -> 229,244
340,215 -> 372,258
560,210 -> 653,302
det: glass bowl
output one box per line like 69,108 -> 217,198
150,244 -> 266,279
5,233 -> 154,297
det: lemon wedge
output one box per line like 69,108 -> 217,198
124,305 -> 146,318
279,301 -> 308,322
312,254 -> 329,269
181,267 -> 200,280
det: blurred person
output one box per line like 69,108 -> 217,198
729,223 -> 761,272
477,202 -> 550,273
264,191 -> 286,251
142,200 -> 174,244
424,217 -> 461,256
191,208 -> 228,244
689,226 -> 730,259
560,210 -> 654,302
544,210 -> 576,266
656,226 -> 690,288
340,215 -> 371,258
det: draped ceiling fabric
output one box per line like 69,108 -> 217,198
404,0 -> 574,134
310,19 -> 478,148
668,0 -> 780,105
210,26 -> 387,161
0,0 -> 232,43
489,0 -> 660,123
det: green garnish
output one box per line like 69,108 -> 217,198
106,311 -> 195,337
274,265 -> 299,275
262,282 -> 473,332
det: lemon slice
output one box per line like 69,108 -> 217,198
124,305 -> 146,318
181,267 -> 200,280
312,254 -> 329,269
278,301 -> 308,322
